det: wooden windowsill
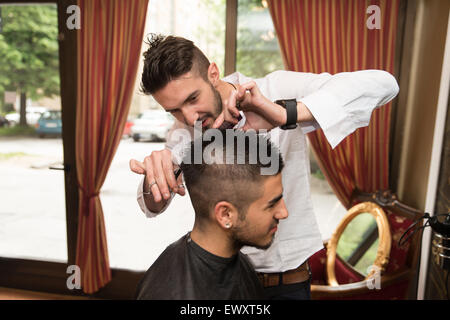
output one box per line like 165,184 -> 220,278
0,286 -> 96,300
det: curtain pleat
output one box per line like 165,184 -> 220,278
76,0 -> 149,294
268,0 -> 399,208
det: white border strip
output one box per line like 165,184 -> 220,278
417,9 -> 450,300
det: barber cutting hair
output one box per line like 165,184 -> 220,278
130,34 -> 399,299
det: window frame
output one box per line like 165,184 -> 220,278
0,0 -> 409,299
0,0 -> 239,299
0,0 -> 132,299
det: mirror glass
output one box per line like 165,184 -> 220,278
336,212 -> 379,276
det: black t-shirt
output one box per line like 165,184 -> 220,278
135,233 -> 264,300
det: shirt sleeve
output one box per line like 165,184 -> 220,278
299,70 -> 399,148
267,69 -> 399,149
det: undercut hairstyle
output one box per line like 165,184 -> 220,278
140,34 -> 211,94
180,130 -> 284,227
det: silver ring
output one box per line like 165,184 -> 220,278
178,184 -> 185,189
149,181 -> 157,188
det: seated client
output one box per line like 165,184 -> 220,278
135,129 -> 288,300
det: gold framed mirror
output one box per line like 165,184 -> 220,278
326,202 -> 392,286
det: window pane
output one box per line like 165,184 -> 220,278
148,0 -> 225,77
309,148 -> 347,241
237,1 -> 347,241
0,4 -> 67,263
130,0 -> 226,116
102,0 -> 226,271
236,0 -> 284,78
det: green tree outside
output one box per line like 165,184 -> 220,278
193,0 -> 226,78
0,5 -> 59,125
236,0 -> 284,79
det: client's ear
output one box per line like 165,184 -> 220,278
214,201 -> 237,230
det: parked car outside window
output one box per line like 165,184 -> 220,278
122,116 -> 135,138
5,106 -> 48,126
0,115 -> 9,128
35,110 -> 62,138
131,110 -> 174,142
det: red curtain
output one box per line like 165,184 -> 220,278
268,0 -> 399,208
76,0 -> 148,294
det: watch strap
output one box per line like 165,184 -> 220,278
275,99 -> 298,130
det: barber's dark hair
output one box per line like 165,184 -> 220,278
140,34 -> 210,94
180,130 -> 284,226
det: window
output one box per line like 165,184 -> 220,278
0,1 -> 351,297
236,0 -> 284,78
41,111 -> 61,120
0,3 -> 67,263
102,0 -> 226,271
236,0 -> 347,241
102,0 -> 347,272
309,149 -> 347,241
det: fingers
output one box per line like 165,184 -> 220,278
226,90 -> 241,119
129,159 -> 146,174
237,81 -> 258,100
215,94 -> 241,130
212,112 -> 225,129
176,171 -> 186,196
162,158 -> 179,196
150,150 -> 173,201
143,155 -> 162,202
223,109 -> 239,126
140,149 -> 177,202
241,122 -> 251,131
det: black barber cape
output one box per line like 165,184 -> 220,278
135,233 -> 264,300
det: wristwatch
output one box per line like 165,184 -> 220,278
275,99 -> 298,130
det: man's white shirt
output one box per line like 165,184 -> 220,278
136,70 -> 399,273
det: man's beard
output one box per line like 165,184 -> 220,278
199,83 -> 223,132
209,82 -> 223,120
234,236 -> 275,251
230,224 -> 275,251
